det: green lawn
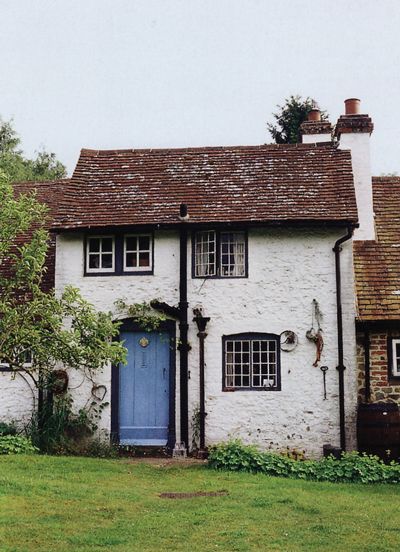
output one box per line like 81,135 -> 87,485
0,455 -> 398,552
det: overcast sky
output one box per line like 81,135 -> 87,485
1,0 -> 399,176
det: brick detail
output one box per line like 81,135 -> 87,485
357,330 -> 400,405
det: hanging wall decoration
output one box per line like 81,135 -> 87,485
306,299 -> 324,367
280,330 -> 298,352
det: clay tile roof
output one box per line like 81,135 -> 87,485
354,177 -> 400,321
53,143 -> 358,229
8,179 -> 70,291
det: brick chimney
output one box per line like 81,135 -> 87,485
300,108 -> 333,143
335,98 -> 375,241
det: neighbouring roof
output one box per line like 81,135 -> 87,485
354,177 -> 400,321
10,179 -> 70,291
53,143 -> 358,230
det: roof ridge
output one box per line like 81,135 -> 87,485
79,142 -> 337,157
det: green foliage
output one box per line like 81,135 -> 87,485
114,299 -> 166,331
0,117 -> 67,182
0,435 -> 38,455
208,440 -> 400,484
27,394 -> 116,457
267,95 -> 329,144
0,421 -> 17,436
0,173 -> 127,388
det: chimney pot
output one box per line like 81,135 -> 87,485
308,108 -> 321,122
344,98 -> 361,115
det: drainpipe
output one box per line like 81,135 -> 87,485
333,225 -> 354,451
193,309 -> 210,459
364,330 -> 371,403
179,203 -> 189,450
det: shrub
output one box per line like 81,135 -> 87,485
0,421 -> 17,436
0,435 -> 38,455
208,440 -> 400,484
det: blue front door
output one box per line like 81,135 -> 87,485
119,331 -> 170,446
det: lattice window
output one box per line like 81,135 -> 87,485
87,236 -> 115,272
224,334 -> 280,390
195,231 -> 216,277
220,232 -> 246,277
194,230 -> 247,278
124,234 -> 152,271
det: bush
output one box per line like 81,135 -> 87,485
208,440 -> 400,484
0,435 -> 38,455
0,421 -> 17,436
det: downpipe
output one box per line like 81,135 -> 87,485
333,225 -> 354,452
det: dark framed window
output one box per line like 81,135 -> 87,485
222,333 -> 281,391
193,230 -> 247,278
389,337 -> 400,379
85,233 -> 153,276
86,236 -> 115,273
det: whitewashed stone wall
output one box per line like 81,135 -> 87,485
0,370 -> 37,427
51,226 -> 357,458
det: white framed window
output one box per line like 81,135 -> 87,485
124,234 -> 152,272
194,230 -> 247,278
223,334 -> 280,390
195,231 -> 216,277
391,338 -> 400,377
86,236 -> 115,273
0,350 -> 33,370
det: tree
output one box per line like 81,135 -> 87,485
0,172 -> 126,446
267,95 -> 328,144
0,117 -> 67,182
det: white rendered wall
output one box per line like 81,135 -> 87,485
53,227 -> 357,458
0,371 -> 37,427
339,133 -> 375,241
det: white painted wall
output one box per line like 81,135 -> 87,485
0,371 -> 37,427
339,133 -> 375,241
302,133 -> 332,144
51,226 -> 358,458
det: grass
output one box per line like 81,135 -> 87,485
0,455 -> 399,551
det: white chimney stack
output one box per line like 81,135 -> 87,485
335,98 -> 375,241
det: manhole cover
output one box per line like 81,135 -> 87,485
159,490 -> 228,499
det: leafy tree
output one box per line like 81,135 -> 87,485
0,117 -> 67,182
267,95 -> 328,144
0,171 -> 126,403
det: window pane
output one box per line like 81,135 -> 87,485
89,254 -> 100,269
102,254 -> 113,268
139,236 -> 150,250
89,238 -> 100,252
102,238 -> 113,252
126,252 -> 136,267
139,252 -> 150,267
126,237 -> 137,251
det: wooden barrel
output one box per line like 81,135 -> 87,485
357,403 -> 400,462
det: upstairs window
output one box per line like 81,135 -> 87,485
194,230 -> 247,278
124,234 -> 152,271
85,233 -> 153,276
223,333 -> 281,391
86,236 -> 115,273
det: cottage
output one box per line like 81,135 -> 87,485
2,98 -> 393,459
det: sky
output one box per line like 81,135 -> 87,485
1,0 -> 399,176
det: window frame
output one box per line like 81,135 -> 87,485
84,232 -> 154,277
222,332 -> 281,391
86,235 -> 115,274
0,350 -> 33,371
388,337 -> 400,380
123,233 -> 153,273
192,229 -> 248,279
